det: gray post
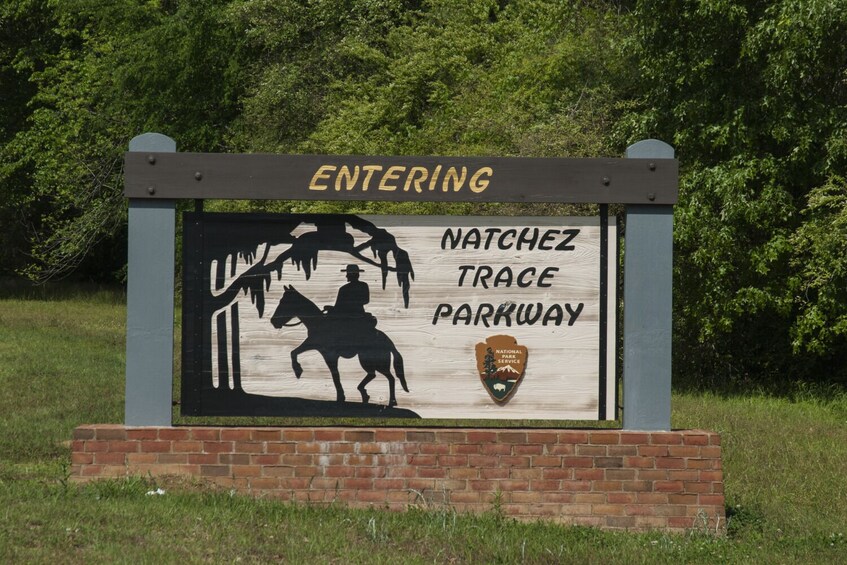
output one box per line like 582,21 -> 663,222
623,139 -> 675,430
125,133 -> 176,426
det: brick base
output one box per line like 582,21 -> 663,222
71,425 -> 725,532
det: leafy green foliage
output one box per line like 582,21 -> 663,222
624,0 -> 847,386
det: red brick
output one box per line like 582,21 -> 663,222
325,466 -> 354,478
594,504 -> 625,516
549,444 -> 576,456
126,429 -> 158,440
249,477 -> 280,490
655,480 -> 684,492
590,432 -> 621,445
418,467 -> 447,479
231,465 -> 262,477
577,445 -> 607,456
219,453 -> 250,465
407,431 -> 436,442
639,445 -> 668,457
667,516 -> 695,528
607,492 -> 637,504
408,454 -> 437,466
251,429 -> 281,441
656,457 -> 685,469
313,429 -> 344,441
543,468 -> 573,480
594,481 -> 622,491
499,432 -> 527,444
500,456 -> 530,468
574,468 -> 604,480
200,465 -> 230,477
620,433 -> 650,445
651,433 -> 683,445
481,444 -> 511,455
466,431 -> 497,442
668,470 -> 699,481
94,452 -> 126,465
438,455 -> 468,466
512,491 -> 542,503
558,431 -> 589,444
158,428 -> 190,441
127,453 -> 158,464
203,441 -> 234,454
500,479 -> 529,491
700,446 -> 722,458
682,433 -> 709,446
140,441 -> 170,453
710,434 -> 721,446
686,458 -> 714,469
172,441 -> 202,453
72,452 -> 94,465
285,430 -> 316,442
575,493 -> 607,504
638,469 -> 668,481
191,428 -> 221,441
188,453 -> 218,465
562,457 -> 593,468
636,492 -> 668,504
605,469 -> 637,481
699,494 -> 725,506
654,504 -> 687,516
220,429 -> 252,441
559,480 -> 591,492
668,445 -> 700,457
266,443 -> 295,455
622,481 -> 652,492
95,426 -> 128,440
608,445 -> 638,456
699,470 -> 723,481
453,443 -> 480,455
420,443 -> 450,455
342,478 -> 374,489
668,494 -> 697,505
606,516 -> 636,528
264,466 -> 295,478
85,441 -> 109,453
526,431 -> 559,444
108,441 -> 139,453
480,468 -> 509,480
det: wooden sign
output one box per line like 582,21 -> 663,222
182,213 -> 617,420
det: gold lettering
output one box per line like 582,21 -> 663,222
470,167 -> 493,193
429,165 -> 442,191
404,166 -> 429,192
361,165 -> 383,191
442,166 -> 467,192
335,165 -> 360,191
309,165 -> 336,191
379,165 -> 405,191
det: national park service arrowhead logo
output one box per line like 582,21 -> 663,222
475,335 -> 528,404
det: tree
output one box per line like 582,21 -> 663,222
624,0 -> 847,387
188,214 -> 413,398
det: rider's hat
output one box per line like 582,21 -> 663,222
341,264 -> 363,274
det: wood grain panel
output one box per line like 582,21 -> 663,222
184,214 -> 617,420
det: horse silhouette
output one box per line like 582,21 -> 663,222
270,285 -> 408,406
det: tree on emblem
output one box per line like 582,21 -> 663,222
483,347 -> 497,379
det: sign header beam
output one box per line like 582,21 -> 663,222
125,152 -> 677,204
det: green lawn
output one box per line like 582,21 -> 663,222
0,287 -> 845,563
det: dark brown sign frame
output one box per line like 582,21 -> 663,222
125,152 -> 678,204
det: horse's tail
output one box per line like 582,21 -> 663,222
391,342 -> 408,393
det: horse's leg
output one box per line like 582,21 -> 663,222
290,341 -> 313,379
324,355 -> 345,403
373,356 -> 397,407
357,368 -> 376,404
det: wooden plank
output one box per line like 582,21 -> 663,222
183,213 -> 617,420
126,152 -> 677,204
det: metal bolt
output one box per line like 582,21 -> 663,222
647,192 -> 656,201
147,186 -> 156,195
649,162 -> 656,171
194,172 -> 203,181
602,177 -> 610,186
147,155 -> 156,165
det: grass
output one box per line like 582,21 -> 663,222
1,284 -> 846,562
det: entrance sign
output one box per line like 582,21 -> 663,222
182,214 -> 617,420
124,133 -> 677,429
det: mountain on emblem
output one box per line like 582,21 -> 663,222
474,335 -> 528,404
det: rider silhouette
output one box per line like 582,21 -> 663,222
324,265 -> 377,331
